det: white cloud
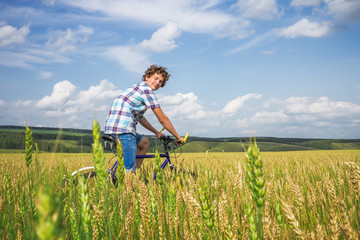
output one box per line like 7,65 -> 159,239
38,71 -> 53,79
0,99 -> 5,106
290,0 -> 321,7
139,22 -> 182,52
228,2 -> 350,54
279,18 -> 342,38
228,30 -> 276,54
260,50 -> 275,55
0,24 -> 90,69
159,92 -> 208,120
290,0 -> 360,23
0,47 -> 72,69
231,0 -> 279,20
0,22 -> 30,47
105,46 -> 149,73
325,0 -> 360,23
105,22 -> 181,72
0,51 -> 44,68
37,79 -> 120,117
251,110 -> 289,123
46,25 -> 93,54
66,79 -> 119,108
222,93 -> 262,115
158,92 -> 262,121
148,92 -> 264,136
0,79 -> 118,128
314,121 -> 336,127
37,80 -> 76,109
224,96 -> 360,137
284,96 -> 360,118
15,100 -> 33,107
61,0 -> 251,39
43,0 -> 55,6
259,96 -> 360,129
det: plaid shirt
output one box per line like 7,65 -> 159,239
104,82 -> 160,135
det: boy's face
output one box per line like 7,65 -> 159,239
145,73 -> 164,91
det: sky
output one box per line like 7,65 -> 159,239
0,0 -> 360,139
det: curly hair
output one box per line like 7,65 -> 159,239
142,65 -> 170,87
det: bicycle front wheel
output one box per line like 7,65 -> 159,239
62,166 -> 118,188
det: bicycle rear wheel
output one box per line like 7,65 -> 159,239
62,166 -> 118,188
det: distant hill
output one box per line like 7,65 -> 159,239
1,125 -> 360,153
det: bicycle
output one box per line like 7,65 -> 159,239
62,132 -> 190,188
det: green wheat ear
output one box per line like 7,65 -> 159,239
246,138 -> 266,240
36,188 -> 65,240
116,139 -> 125,187
247,203 -> 258,240
154,151 -> 163,185
92,119 -> 106,189
199,183 -> 214,231
246,139 -> 266,209
25,125 -> 33,168
91,119 -> 112,239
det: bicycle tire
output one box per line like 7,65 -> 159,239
62,166 -> 118,188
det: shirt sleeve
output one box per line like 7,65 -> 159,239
143,89 -> 160,109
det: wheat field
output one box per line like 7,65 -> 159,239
0,125 -> 359,239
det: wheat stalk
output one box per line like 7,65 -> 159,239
338,199 -> 357,239
36,188 -> 64,240
281,201 -> 304,239
328,208 -> 340,240
79,176 -> 91,239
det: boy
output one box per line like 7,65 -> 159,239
104,65 -> 183,181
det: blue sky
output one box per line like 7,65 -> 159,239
0,0 -> 359,138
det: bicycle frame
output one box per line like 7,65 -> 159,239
108,152 -> 172,180
103,132 -> 189,182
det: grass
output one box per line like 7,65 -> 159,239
182,140 -> 319,152
331,142 -> 360,150
0,149 -> 25,153
0,127 -> 91,136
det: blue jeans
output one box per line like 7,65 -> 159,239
113,133 -> 143,172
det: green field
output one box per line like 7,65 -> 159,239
1,125 -> 360,153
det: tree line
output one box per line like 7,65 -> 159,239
0,131 -> 94,153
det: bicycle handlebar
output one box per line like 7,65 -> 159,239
102,132 -> 189,150
183,132 -> 189,144
160,132 -> 189,145
159,128 -> 189,144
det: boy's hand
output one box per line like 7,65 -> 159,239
156,132 -> 165,139
175,137 -> 184,145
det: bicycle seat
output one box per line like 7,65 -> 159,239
102,134 -> 116,149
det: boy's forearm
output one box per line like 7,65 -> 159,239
160,119 -> 181,139
139,117 -> 159,135
152,107 -> 181,139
